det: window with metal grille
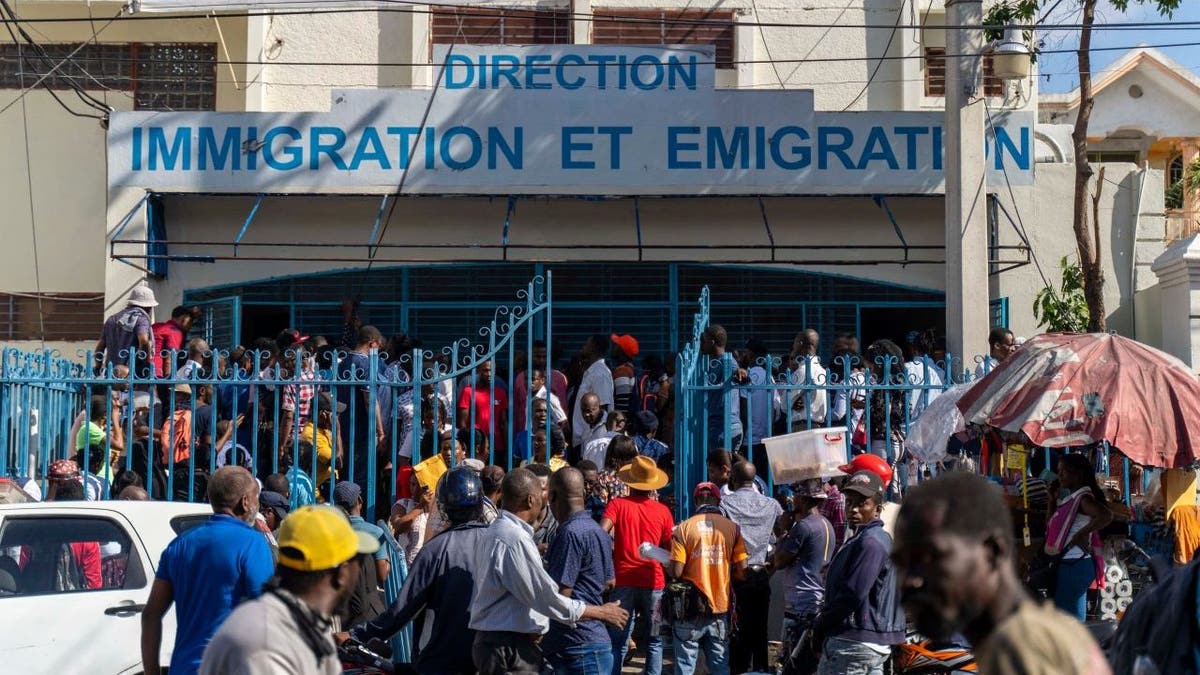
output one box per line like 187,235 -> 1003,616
592,9 -> 736,69
0,42 -> 217,111
0,292 -> 104,341
1086,151 -> 1140,164
431,7 -> 571,46
924,47 -> 1004,97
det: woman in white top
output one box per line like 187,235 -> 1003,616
1045,452 -> 1112,620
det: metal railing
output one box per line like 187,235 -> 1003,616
1,275 -> 556,519
673,285 -> 997,515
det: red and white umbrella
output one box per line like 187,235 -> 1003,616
956,333 -> 1200,468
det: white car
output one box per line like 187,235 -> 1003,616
0,500 -> 213,674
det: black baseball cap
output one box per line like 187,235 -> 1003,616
843,470 -> 885,498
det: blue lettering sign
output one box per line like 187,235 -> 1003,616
993,126 -> 1031,171
349,127 -> 391,170
707,127 -> 750,170
198,127 -> 240,171
818,127 -> 854,170
262,126 -> 303,171
147,127 -> 192,171
857,127 -> 899,171
668,127 -> 701,169
562,127 -> 594,169
770,126 -> 810,170
440,126 -> 482,170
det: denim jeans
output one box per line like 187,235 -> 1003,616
779,611 -> 818,675
608,586 -> 663,675
816,636 -> 889,675
672,614 -> 729,675
544,643 -> 614,675
1054,555 -> 1095,621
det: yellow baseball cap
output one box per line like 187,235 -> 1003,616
275,505 -> 380,571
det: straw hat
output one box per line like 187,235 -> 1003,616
616,455 -> 669,491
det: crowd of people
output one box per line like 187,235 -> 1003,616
109,443 -> 1119,675
7,283 -> 1145,675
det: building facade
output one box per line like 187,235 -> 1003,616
1041,47 -> 1200,242
0,0 -> 1169,366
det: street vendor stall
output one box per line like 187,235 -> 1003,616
952,333 -> 1200,619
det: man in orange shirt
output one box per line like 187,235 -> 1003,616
669,482 -> 748,675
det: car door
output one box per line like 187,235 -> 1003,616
0,510 -> 154,674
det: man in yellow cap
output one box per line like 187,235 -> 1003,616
199,505 -> 380,675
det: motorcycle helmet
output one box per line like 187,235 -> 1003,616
437,466 -> 484,525
838,452 -> 893,487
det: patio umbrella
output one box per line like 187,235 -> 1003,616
907,383 -> 972,463
956,333 -> 1200,468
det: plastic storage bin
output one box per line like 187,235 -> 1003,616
763,427 -> 849,484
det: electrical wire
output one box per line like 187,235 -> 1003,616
13,38 -> 1200,71
0,13 -> 106,120
841,0 -> 905,112
10,26 -> 44,344
983,97 -> 1054,293
359,12 -> 469,287
749,0 -> 786,89
0,5 -> 121,119
0,3 -> 1195,31
0,0 -> 111,112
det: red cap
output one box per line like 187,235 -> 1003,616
838,453 -> 893,486
276,329 -> 310,351
693,481 -> 721,501
611,334 -> 640,358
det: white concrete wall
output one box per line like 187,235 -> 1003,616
0,1 -> 250,307
1042,63 -> 1200,140
992,162 -> 1166,342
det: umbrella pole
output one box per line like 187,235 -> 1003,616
1123,457 -> 1132,507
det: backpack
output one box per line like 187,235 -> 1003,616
337,550 -> 386,628
1109,556 -> 1199,674
634,373 -> 655,416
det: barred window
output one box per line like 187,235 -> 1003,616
0,42 -> 217,111
924,47 -> 1003,98
592,9 -> 736,69
431,7 -> 571,46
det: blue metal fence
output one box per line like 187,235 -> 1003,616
672,285 -> 995,515
0,275 -> 556,520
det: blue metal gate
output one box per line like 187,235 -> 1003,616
0,275 -> 556,521
672,286 -> 984,515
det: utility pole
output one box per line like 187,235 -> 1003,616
944,0 -> 989,378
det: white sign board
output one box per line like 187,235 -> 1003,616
106,45 -> 1035,196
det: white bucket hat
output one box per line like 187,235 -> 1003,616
127,284 -> 158,309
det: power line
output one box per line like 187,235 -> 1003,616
841,0 -> 905,111
8,38 -> 1200,70
0,0 -> 110,113
0,3 -> 1196,32
360,13 -> 468,288
0,3 -> 122,119
749,0 -> 787,89
983,98 -> 1054,294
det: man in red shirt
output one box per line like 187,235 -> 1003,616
151,306 -> 195,378
601,455 -> 673,675
458,360 -> 509,465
